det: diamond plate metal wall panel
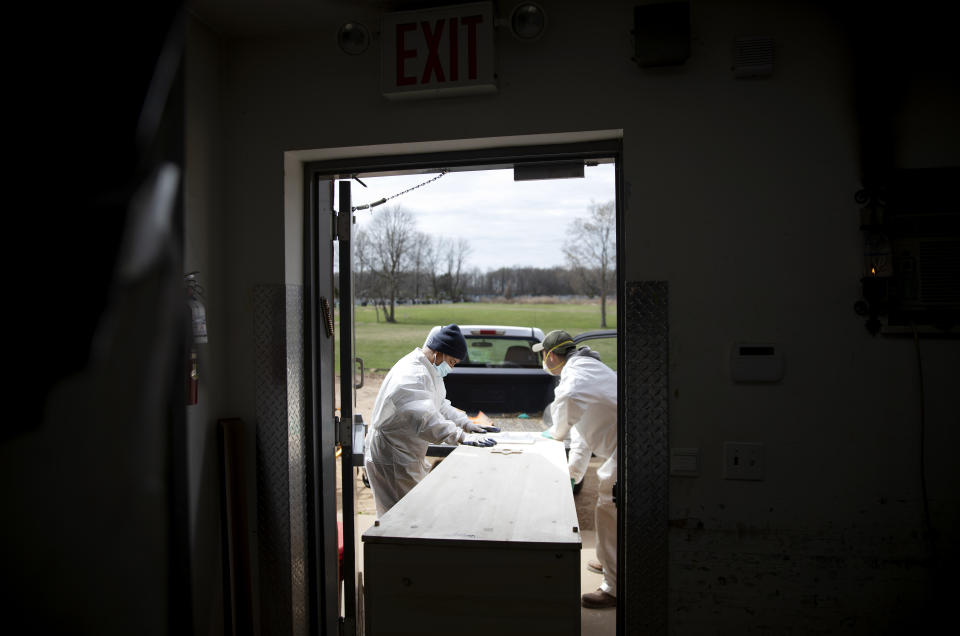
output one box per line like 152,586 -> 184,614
254,284 -> 292,636
254,284 -> 308,636
623,281 -> 669,635
285,286 -> 307,636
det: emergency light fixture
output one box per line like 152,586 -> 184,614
337,21 -> 370,55
510,2 -> 546,40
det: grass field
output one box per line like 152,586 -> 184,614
340,301 -> 617,372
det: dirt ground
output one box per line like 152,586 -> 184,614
336,372 -> 602,530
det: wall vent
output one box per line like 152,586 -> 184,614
733,36 -> 774,78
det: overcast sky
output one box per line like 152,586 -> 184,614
341,163 -> 615,272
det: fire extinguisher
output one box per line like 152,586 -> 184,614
187,349 -> 199,405
185,272 -> 207,405
186,272 -> 208,344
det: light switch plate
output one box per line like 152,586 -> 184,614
723,442 -> 764,480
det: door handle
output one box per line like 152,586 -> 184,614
352,413 -> 366,466
355,357 -> 364,389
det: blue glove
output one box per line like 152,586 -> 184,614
462,434 -> 497,447
540,430 -> 554,439
464,420 -> 501,434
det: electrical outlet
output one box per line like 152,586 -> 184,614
723,442 -> 764,480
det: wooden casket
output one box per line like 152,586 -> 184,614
362,436 -> 581,636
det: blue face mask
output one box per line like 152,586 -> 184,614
434,361 -> 452,378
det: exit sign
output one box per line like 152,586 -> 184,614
380,2 -> 496,100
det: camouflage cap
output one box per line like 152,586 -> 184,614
531,329 -> 575,355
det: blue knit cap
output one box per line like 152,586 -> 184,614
426,324 -> 467,361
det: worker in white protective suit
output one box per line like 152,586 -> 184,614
363,324 -> 501,517
542,403 -> 593,493
536,329 -> 618,609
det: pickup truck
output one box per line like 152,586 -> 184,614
431,325 -> 618,416
429,325 -> 555,415
426,326 -> 618,496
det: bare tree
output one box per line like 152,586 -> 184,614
444,237 -> 472,300
366,205 -> 417,322
410,231 -> 431,301
563,200 -> 616,327
424,234 -> 442,300
463,266 -> 484,298
354,228 -> 369,301
354,228 -> 389,321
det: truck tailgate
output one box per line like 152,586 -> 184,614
443,367 -> 557,415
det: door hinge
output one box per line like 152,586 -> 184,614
336,415 -> 353,451
334,208 -> 353,242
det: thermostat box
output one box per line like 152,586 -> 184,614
730,343 -> 783,383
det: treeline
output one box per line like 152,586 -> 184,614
347,201 -> 615,326
356,264 -> 583,306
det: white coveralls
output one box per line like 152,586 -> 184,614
363,348 -> 472,516
546,347 -> 618,597
543,404 -> 592,485
567,427 -> 593,485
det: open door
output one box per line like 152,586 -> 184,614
306,174 -> 366,636
305,174 -> 340,635
336,179 -> 365,635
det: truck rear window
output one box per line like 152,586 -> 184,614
459,337 -> 541,368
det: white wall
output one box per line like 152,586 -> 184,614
188,0 -> 959,631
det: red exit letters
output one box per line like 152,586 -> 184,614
381,1 -> 496,99
395,15 -> 484,86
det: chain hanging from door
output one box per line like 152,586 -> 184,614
350,169 -> 448,212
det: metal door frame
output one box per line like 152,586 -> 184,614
303,174 -> 339,635
302,136 -> 671,636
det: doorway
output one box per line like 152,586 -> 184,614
340,162 -> 617,635
290,132 -> 668,635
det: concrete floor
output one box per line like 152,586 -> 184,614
576,528 -> 618,635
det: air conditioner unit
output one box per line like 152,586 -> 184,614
857,167 -> 960,336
